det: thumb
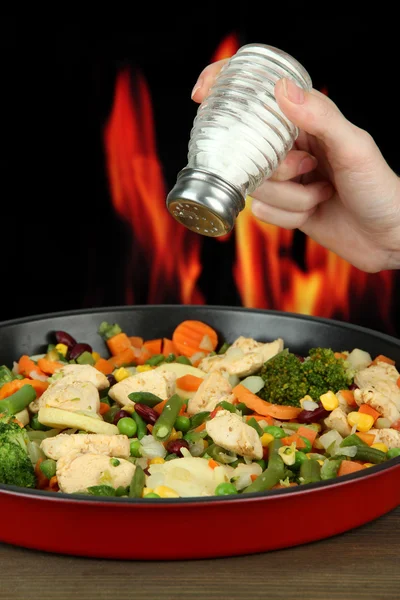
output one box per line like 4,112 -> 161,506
275,78 -> 363,159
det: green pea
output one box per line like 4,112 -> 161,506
144,492 -> 161,498
176,356 -> 192,365
145,354 -> 165,366
165,453 -> 178,461
263,425 -> 286,439
215,482 -> 238,496
39,459 -> 57,479
110,458 -> 120,467
30,414 -> 50,431
174,416 -> 191,433
130,439 -> 142,457
115,486 -> 129,497
387,448 -> 400,460
298,436 -> 313,453
117,417 -> 137,438
293,451 -> 308,471
256,459 -> 267,470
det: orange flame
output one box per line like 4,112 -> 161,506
211,32 -> 240,62
104,69 -> 204,305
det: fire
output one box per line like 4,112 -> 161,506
103,36 -> 394,332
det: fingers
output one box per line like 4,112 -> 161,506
191,59 -> 228,102
252,179 -> 333,212
269,151 -> 317,182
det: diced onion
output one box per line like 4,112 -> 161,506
27,441 -> 45,466
232,463 -> 262,490
190,352 -> 206,365
29,354 -> 46,362
140,435 -> 167,459
335,445 -> 358,458
29,371 -> 49,382
375,417 -> 391,429
12,361 -> 20,375
225,347 -> 245,361
228,374 -> 240,388
240,376 -> 264,394
319,430 -> 343,453
303,400 -> 319,411
199,335 -> 214,352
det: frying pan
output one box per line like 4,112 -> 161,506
0,305 -> 399,560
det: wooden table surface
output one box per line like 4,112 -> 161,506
1,506 -> 399,600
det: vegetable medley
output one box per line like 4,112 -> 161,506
1,319 -> 400,499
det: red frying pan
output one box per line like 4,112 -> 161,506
1,305 -> 399,560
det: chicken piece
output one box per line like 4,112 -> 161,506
56,452 -> 135,494
41,433 -> 130,460
54,364 -> 109,390
336,391 -> 352,415
324,407 -> 352,438
355,363 -> 400,410
109,368 -> 176,409
30,380 -> 100,415
205,409 -> 263,460
368,428 -> 400,449
354,388 -> 400,425
199,337 -> 284,378
187,372 -> 234,416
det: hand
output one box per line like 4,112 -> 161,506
191,60 -> 400,272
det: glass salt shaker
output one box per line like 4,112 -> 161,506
166,43 -> 312,237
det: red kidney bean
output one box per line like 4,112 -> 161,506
166,439 -> 189,457
297,404 -> 330,424
69,343 -> 93,360
107,374 -> 117,387
134,403 -> 159,425
294,354 -> 305,363
55,331 -> 77,350
113,410 -> 131,425
349,383 -> 359,391
262,446 -> 269,461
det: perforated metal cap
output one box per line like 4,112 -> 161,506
166,168 -> 245,237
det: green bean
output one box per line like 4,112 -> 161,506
243,440 -> 284,493
165,453 -> 178,461
128,391 -> 163,407
115,486 -> 129,497
216,401 -> 236,413
152,394 -> 183,442
206,443 -> 236,465
234,402 -> 252,416
30,414 -> 51,431
247,417 -> 263,436
300,459 -> 321,484
189,411 -> 210,430
131,411 -> 147,440
129,465 -> 145,498
321,458 -> 343,480
340,433 -> 368,448
354,446 -> 387,464
0,384 -> 37,415
145,354 -> 165,366
165,353 -> 176,363
176,356 -> 192,365
218,342 -> 231,355
103,405 -> 120,424
39,459 -> 57,479
87,485 -> 116,496
183,430 -> 208,443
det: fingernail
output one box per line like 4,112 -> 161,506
282,78 -> 305,104
191,77 -> 203,99
298,156 -> 317,176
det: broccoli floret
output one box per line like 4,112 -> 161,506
258,350 -> 309,407
258,347 -> 353,408
0,419 -> 36,488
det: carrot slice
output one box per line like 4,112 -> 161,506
208,459 -> 219,470
18,355 -> 46,379
135,347 -> 152,366
358,404 -> 381,422
281,433 -> 307,449
129,336 -> 144,349
337,460 -> 364,477
371,354 -> 395,366
153,399 -> 168,415
162,338 -> 177,357
108,347 -> 136,368
47,476 -> 59,492
193,423 -> 206,433
0,378 -> 48,400
297,426 -> 317,446
355,432 -> 376,446
250,474 -> 258,482
37,358 -> 64,375
107,333 -> 132,356
94,358 -> 114,375
397,377 -> 400,389
176,374 -> 203,392
143,339 -> 162,355
232,384 -> 302,420
334,352 -> 347,360
172,320 -> 218,358
99,402 -> 111,415
339,390 -> 356,407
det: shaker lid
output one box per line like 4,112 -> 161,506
166,168 -> 245,237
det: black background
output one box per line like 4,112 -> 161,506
1,13 -> 398,333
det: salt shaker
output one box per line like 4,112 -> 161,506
166,43 -> 312,237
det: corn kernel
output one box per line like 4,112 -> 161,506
371,443 -> 388,453
136,365 -> 153,372
317,460 -> 324,466
300,395 -> 314,408
149,457 -> 165,465
202,440 -> 209,449
55,343 -> 68,357
153,485 -> 180,498
114,367 -> 131,382
320,391 -> 339,411
260,433 -> 274,447
168,428 -> 183,442
92,351 -> 101,362
347,411 -> 374,433
142,487 -> 153,497
363,463 -> 374,469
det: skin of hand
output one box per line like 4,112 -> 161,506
191,60 -> 400,273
